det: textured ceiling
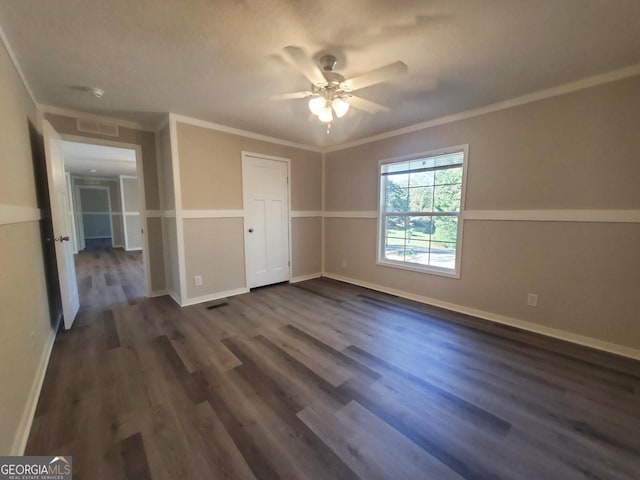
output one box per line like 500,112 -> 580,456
1,0 -> 640,147
62,141 -> 137,177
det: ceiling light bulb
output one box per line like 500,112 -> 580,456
332,98 -> 350,118
308,96 -> 325,115
318,106 -> 333,123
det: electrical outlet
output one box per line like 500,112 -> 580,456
194,275 -> 203,287
341,259 -> 347,268
527,293 -> 539,307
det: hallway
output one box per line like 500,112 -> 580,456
74,248 -> 146,316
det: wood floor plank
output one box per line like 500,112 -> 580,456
190,367 -> 283,480
299,401 -> 463,480
117,432 -> 153,480
190,401 -> 258,480
224,344 -> 361,480
344,345 -> 511,435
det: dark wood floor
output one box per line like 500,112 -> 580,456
26,250 -> 640,479
74,247 -> 146,312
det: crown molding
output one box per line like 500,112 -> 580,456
153,114 -> 170,132
169,113 -> 322,153
0,21 -> 37,107
38,104 -> 155,132
324,63 -> 640,153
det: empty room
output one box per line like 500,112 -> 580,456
1,2 -> 639,479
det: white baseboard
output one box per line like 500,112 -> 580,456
11,319 -> 59,455
149,289 -> 168,298
290,272 -> 322,283
322,272 -> 640,362
125,247 -> 143,252
179,287 -> 249,307
168,290 -> 182,306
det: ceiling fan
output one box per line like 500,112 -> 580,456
273,46 -> 408,125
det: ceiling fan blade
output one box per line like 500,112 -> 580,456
348,95 -> 390,114
342,61 -> 408,91
282,46 -> 327,86
270,91 -> 311,100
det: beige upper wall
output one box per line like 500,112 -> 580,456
325,75 -> 640,211
158,123 -> 175,211
176,122 -> 322,211
0,45 -> 38,208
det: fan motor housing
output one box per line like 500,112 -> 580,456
320,54 -> 337,72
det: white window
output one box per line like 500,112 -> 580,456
377,145 -> 467,278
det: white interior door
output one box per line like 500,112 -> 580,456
43,121 -> 80,329
243,154 -> 290,288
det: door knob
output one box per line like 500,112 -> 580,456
248,228 -> 254,233
55,236 -> 70,242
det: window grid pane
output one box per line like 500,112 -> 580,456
380,150 -> 464,273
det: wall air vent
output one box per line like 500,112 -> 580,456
76,119 -> 119,137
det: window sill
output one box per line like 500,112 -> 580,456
376,258 -> 460,279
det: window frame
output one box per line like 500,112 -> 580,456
376,144 -> 469,279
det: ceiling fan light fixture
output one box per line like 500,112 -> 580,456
308,96 -> 325,115
318,106 -> 333,123
332,98 -> 350,118
277,47 -> 408,130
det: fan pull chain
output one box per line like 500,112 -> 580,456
326,123 -> 331,134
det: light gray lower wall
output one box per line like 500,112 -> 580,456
165,217 -> 181,298
182,217 -> 246,300
325,218 -> 640,351
291,216 -> 322,278
124,215 -> 142,250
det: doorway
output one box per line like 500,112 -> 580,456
60,138 -> 150,301
242,152 -> 291,288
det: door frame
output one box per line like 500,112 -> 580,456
59,134 -> 151,297
65,172 -> 79,254
75,185 -> 114,246
241,151 -> 292,288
